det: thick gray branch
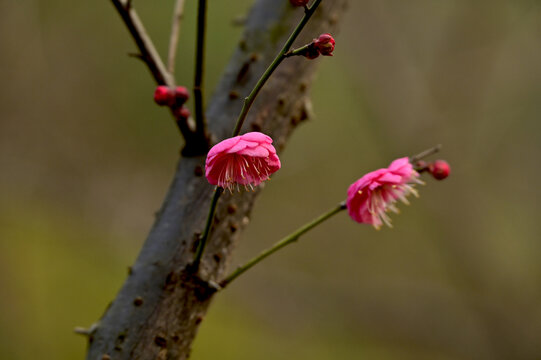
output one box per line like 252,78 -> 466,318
86,0 -> 347,359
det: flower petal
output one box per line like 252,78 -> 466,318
205,132 -> 280,190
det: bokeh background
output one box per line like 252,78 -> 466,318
1,0 -> 540,359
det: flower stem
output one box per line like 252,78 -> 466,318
219,202 -> 346,288
231,0 -> 323,136
192,187 -> 223,270
285,43 -> 311,57
194,0 -> 207,141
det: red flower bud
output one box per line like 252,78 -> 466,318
174,86 -> 190,105
314,33 -> 335,56
289,0 -> 309,7
303,43 -> 320,59
154,86 -> 175,106
428,160 -> 451,180
173,106 -> 191,121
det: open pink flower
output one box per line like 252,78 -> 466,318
346,157 -> 423,229
205,132 -> 281,191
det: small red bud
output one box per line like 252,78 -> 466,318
289,0 -> 309,7
314,33 -> 335,56
303,43 -> 320,59
154,86 -> 175,106
174,106 -> 191,121
428,160 -> 451,180
174,86 -> 190,105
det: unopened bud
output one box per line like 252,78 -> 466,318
174,86 -> 190,105
314,33 -> 335,56
290,0 -> 309,7
154,86 -> 175,106
174,106 -> 191,121
428,160 -> 451,180
303,43 -> 320,59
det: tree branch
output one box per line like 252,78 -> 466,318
87,0 -> 348,359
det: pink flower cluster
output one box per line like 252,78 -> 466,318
205,132 -> 281,191
346,157 -> 423,229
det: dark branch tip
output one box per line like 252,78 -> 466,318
127,52 -> 143,60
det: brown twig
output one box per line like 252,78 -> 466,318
167,0 -> 186,74
111,0 -> 174,87
193,0 -> 209,148
410,144 -> 442,163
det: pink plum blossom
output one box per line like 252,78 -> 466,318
205,132 -> 281,191
346,157 -> 423,230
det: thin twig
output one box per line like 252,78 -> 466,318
194,0 -> 208,143
410,144 -> 442,163
111,0 -> 174,87
167,0 -> 186,74
191,187 -> 223,270
220,202 -> 346,288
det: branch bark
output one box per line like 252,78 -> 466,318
87,0 -> 348,359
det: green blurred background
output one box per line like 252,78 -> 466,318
1,1 -> 540,359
